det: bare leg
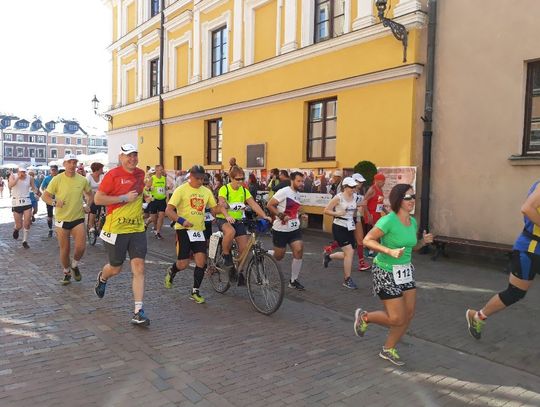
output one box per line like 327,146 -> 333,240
71,223 -> 86,261
130,258 -> 145,303
156,211 -> 165,233
56,228 -> 71,269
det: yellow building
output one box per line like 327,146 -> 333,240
105,0 -> 428,229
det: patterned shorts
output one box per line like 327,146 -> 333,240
372,264 -> 416,300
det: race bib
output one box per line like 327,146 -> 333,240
287,218 -> 300,230
347,218 -> 356,231
12,197 -> 30,206
376,203 -> 384,213
204,212 -> 215,222
54,220 -> 64,228
208,233 -> 221,259
156,187 -> 165,195
187,230 -> 205,242
392,264 -> 413,285
142,202 -> 149,209
229,202 -> 245,211
100,230 -> 118,245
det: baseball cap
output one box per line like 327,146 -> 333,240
333,170 -> 343,177
352,173 -> 366,183
63,153 -> 77,161
342,177 -> 358,188
148,167 -> 156,174
18,166 -> 27,172
189,165 -> 206,177
120,143 -> 137,155
374,173 -> 386,181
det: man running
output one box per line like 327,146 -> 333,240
267,171 -> 306,290
42,154 -> 93,284
164,165 -> 226,304
9,167 -> 39,249
40,165 -> 59,237
147,164 -> 169,239
93,144 -> 150,326
86,162 -> 105,241
466,181 -> 540,339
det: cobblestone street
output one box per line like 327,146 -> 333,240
1,199 -> 539,406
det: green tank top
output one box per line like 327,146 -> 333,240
151,175 -> 167,200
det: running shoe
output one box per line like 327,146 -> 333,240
368,250 -> 375,258
71,266 -> 81,282
61,273 -> 72,285
155,232 -> 163,240
164,267 -> 176,289
354,308 -> 368,337
237,272 -> 246,287
288,279 -> 305,290
379,347 -> 405,366
465,309 -> 485,340
190,290 -> 206,304
223,255 -> 234,269
131,309 -> 150,326
13,229 -> 19,240
31,216 -> 35,223
88,229 -> 95,241
358,260 -> 371,272
323,253 -> 331,268
22,241 -> 29,249
343,277 -> 358,289
323,244 -> 334,255
94,271 -> 107,298
48,229 -> 53,238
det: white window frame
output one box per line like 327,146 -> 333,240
201,11 -> 231,80
16,147 -> 24,157
50,149 -> 58,159
168,31 -> 192,91
51,136 -> 57,144
121,60 -> 137,105
142,50 -> 160,99
5,146 -> 13,157
122,0 -> 136,36
117,43 -> 137,107
29,148 -> 36,158
301,0 -> 351,47
76,150 -> 83,155
37,148 -> 45,158
65,149 -> 72,155
244,0 -> 282,66
65,137 -> 71,145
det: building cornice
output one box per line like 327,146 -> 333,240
164,9 -> 193,31
106,120 -> 160,135
195,0 -> 229,14
164,0 -> 192,18
108,14 -> 160,52
106,96 -> 159,116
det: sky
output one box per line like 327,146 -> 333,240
0,0 -> 112,134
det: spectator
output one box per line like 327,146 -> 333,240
267,168 -> 280,199
303,172 -> 314,193
248,173 -> 259,198
329,170 -> 343,197
272,170 -> 291,193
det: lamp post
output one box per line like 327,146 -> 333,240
375,0 -> 408,62
91,95 -> 113,122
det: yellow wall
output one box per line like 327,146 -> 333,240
127,2 -> 137,32
113,103 -> 159,129
254,1 -> 277,63
138,126 -> 161,169
127,68 -> 136,104
176,43 -> 189,88
112,51 -> 118,106
162,120 -> 206,171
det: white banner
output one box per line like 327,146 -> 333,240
298,192 -> 332,207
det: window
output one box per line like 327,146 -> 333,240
207,119 -> 223,164
51,149 -> 57,159
51,136 -> 57,144
89,138 -> 96,146
103,139 -> 107,146
4,133 -> 12,141
37,149 -> 45,158
307,98 -> 337,160
17,135 -> 24,142
77,138 -> 82,145
29,135 -> 35,143
5,147 -> 12,157
38,136 -> 45,143
524,61 -> 540,153
65,137 -> 71,145
314,0 -> 345,43
150,0 -> 160,17
29,148 -> 35,158
16,147 -> 24,157
76,150 -> 82,155
65,149 -> 72,155
149,58 -> 159,97
211,26 -> 228,77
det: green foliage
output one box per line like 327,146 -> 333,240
353,160 -> 377,187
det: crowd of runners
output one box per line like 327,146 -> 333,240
4,145 -> 539,366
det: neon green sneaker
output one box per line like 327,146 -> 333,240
354,308 -> 368,337
379,347 -> 405,366
164,268 -> 176,289
466,309 -> 485,340
190,290 -> 205,304
61,273 -> 72,285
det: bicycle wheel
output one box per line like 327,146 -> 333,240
208,248 -> 231,293
246,253 -> 284,315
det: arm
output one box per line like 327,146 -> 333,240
324,196 -> 345,217
521,184 -> 540,227
84,190 -> 94,208
94,190 -> 138,206
267,196 -> 289,223
246,196 -> 271,220
363,227 -> 404,259
165,203 -> 193,228
42,190 -> 63,207
8,174 -> 17,189
30,177 -> 39,195
413,230 -> 434,251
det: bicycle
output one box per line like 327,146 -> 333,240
207,219 -> 285,315
87,205 -> 106,246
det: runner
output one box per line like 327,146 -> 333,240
203,173 -> 215,242
0,176 -> 5,198
28,169 -> 39,223
216,166 -> 272,286
354,184 -> 433,366
40,165 -> 59,237
363,172 -> 387,229
164,165 -> 226,304
267,171 -> 306,290
465,181 -> 540,340
143,167 -> 155,231
42,154 -> 93,285
93,144 -> 150,326
147,164 -> 169,239
86,162 -> 105,241
323,177 -> 361,289
9,167 -> 39,249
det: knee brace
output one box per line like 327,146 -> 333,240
498,283 -> 527,306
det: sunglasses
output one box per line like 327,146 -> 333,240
403,194 -> 416,201
234,177 -> 245,181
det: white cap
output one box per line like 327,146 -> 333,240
352,173 -> 366,183
342,177 -> 358,188
18,166 -> 27,172
63,153 -> 77,161
148,167 -> 156,174
333,170 -> 343,177
120,143 -> 137,155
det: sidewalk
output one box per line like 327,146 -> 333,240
0,200 -> 539,406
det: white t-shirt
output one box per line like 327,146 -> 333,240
11,176 -> 32,207
333,192 -> 358,230
86,173 -> 104,193
272,186 -> 302,232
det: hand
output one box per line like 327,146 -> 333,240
367,213 -> 374,225
182,220 -> 193,228
387,247 -> 405,259
335,210 -> 346,217
56,199 -> 64,208
226,216 -> 235,224
125,190 -> 139,203
264,215 -> 272,222
422,230 -> 434,245
83,205 -> 90,214
281,215 -> 290,225
144,194 -> 152,203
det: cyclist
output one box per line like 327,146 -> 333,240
267,171 -> 306,290
216,165 -> 271,286
146,164 -> 169,239
86,162 -> 105,241
164,165 -> 228,304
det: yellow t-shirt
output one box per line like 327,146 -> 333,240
169,183 -> 217,231
46,173 -> 91,222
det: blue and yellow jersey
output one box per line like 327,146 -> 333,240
513,181 -> 540,254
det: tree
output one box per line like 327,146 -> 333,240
353,160 -> 377,187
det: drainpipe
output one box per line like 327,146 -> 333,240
420,0 -> 437,234
158,0 -> 165,166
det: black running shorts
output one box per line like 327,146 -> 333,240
104,231 -> 147,267
176,229 -> 207,260
271,228 -> 302,249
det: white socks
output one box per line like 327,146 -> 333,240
291,258 -> 302,282
22,228 -> 29,242
134,301 -> 143,313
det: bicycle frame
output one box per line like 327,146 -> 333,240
234,232 -> 256,272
